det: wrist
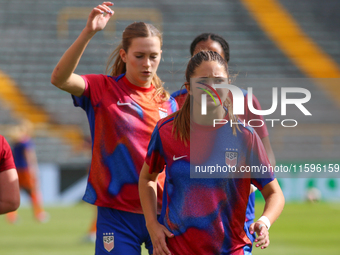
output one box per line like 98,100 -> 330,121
145,218 -> 159,229
257,216 -> 271,230
82,27 -> 97,38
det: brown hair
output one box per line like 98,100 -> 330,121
190,33 -> 230,62
105,22 -> 169,101
172,51 -> 239,144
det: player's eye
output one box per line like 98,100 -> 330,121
215,78 -> 225,84
198,78 -> 208,84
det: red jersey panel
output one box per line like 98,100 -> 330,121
0,135 -> 16,172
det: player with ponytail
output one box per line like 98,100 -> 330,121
51,2 -> 177,254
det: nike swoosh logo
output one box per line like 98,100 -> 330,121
173,155 -> 187,161
117,100 -> 132,106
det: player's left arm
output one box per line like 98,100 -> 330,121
261,136 -> 276,167
250,179 -> 285,249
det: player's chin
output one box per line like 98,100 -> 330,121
139,73 -> 153,83
205,101 -> 221,109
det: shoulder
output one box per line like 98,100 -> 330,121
157,115 -> 175,131
0,136 -> 11,159
108,73 -> 125,83
0,135 -> 4,152
167,95 -> 179,109
235,119 -> 255,136
24,139 -> 34,147
171,88 -> 187,99
0,135 -> 10,149
243,88 -> 261,104
82,74 -> 122,85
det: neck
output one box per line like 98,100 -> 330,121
125,72 -> 152,88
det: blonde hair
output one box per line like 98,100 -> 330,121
105,22 -> 169,101
172,51 -> 239,144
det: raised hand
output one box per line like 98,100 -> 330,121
85,2 -> 114,33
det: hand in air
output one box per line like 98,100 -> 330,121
86,2 -> 114,32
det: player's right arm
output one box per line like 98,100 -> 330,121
139,162 -> 173,255
51,2 -> 114,97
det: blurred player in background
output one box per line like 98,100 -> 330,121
0,135 -> 20,214
6,119 -> 49,223
139,51 -> 285,254
171,33 -> 276,245
51,2 -> 177,254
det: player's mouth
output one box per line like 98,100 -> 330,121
141,71 -> 152,76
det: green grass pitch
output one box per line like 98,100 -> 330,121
0,201 -> 339,254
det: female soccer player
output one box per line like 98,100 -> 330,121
51,2 -> 177,254
0,134 -> 20,214
139,51 -> 284,255
171,33 -> 276,244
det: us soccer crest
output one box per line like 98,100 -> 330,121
159,107 -> 168,119
103,233 -> 114,252
225,149 -> 238,167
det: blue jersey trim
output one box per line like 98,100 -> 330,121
171,88 -> 187,98
158,117 -> 175,130
72,95 -> 95,150
108,73 -> 125,82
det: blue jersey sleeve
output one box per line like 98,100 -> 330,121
72,93 -> 95,145
169,96 -> 179,113
145,125 -> 166,174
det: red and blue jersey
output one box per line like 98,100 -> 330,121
0,135 -> 16,172
12,138 -> 33,170
171,88 -> 269,228
73,74 -> 178,214
145,116 -> 274,254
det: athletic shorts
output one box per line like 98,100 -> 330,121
95,207 -> 153,255
17,169 -> 36,192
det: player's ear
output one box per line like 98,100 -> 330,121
184,82 -> 190,93
120,49 -> 127,63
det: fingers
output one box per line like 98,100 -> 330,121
153,235 -> 171,255
254,225 -> 270,249
162,226 -> 174,239
249,222 -> 255,235
255,233 -> 270,249
102,1 -> 114,6
149,223 -> 173,255
96,4 -> 113,15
